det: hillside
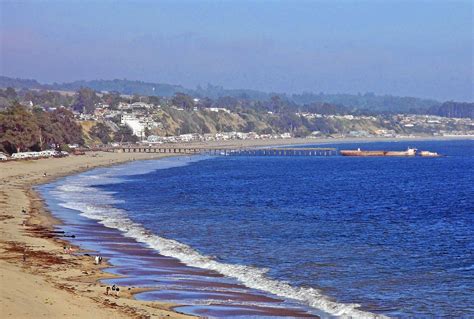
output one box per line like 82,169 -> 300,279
0,76 -> 444,114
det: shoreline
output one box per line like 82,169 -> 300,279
0,149 -> 320,318
1,136 -> 471,318
139,135 -> 473,149
0,152 -> 197,318
41,167 -> 319,318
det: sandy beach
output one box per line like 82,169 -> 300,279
0,135 -> 471,318
0,152 -> 196,319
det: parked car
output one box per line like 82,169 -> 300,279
11,152 -> 31,159
39,150 -> 58,157
0,152 -> 8,161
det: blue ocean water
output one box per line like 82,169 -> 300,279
42,140 -> 474,318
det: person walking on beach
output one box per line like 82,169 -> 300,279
94,255 -> 100,265
111,284 -> 116,296
105,286 -> 110,295
98,255 -> 103,264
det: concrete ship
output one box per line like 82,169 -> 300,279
340,147 -> 417,157
419,150 -> 441,157
339,148 -> 385,156
385,148 -> 417,156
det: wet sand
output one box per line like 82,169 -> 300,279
0,152 -> 195,318
48,208 -> 317,317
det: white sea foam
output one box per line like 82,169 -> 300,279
49,157 -> 389,319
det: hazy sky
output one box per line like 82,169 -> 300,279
0,0 -> 472,101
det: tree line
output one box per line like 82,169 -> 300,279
428,102 -> 474,119
0,86 -> 471,154
0,104 -> 83,155
0,76 -> 445,113
89,122 -> 138,145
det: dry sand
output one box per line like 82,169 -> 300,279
0,152 -> 195,319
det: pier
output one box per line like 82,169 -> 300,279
103,146 -> 337,156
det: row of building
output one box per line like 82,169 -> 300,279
146,132 -> 293,143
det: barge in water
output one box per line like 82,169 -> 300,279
340,147 -> 417,157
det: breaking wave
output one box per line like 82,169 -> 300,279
50,157 -> 388,319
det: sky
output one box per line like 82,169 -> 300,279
0,0 -> 472,101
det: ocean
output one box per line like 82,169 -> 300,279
38,139 -> 474,318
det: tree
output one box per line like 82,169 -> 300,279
72,88 -> 99,114
0,96 -> 10,109
0,104 -> 40,153
102,91 -> 122,109
215,96 -> 238,109
113,125 -> 138,143
171,92 -> 194,110
131,94 -> 141,103
90,123 -> 112,144
269,95 -> 286,113
4,87 -> 18,100
148,95 -> 161,106
0,103 -> 84,154
32,108 -> 57,149
198,97 -> 213,109
144,127 -> 152,138
49,108 -> 84,146
429,102 -> 474,119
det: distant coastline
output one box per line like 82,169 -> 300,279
149,134 -> 474,150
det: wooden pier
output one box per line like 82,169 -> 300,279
104,146 -> 337,156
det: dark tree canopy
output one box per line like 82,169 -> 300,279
113,125 -> 138,143
90,122 -> 112,144
429,102 -> 474,119
72,88 -> 100,114
0,104 -> 39,153
2,87 -> 18,100
102,91 -> 123,109
49,108 -> 84,145
0,104 -> 83,154
171,92 -> 195,110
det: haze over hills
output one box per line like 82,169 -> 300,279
0,75 -> 443,114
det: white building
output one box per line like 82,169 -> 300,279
121,114 -> 160,139
118,102 -> 132,110
131,102 -> 153,109
206,107 -> 231,114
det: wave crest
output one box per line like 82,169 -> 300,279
52,158 -> 388,319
